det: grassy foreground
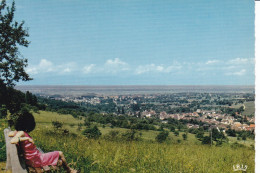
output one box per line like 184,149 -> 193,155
0,111 -> 255,172
33,129 -> 254,173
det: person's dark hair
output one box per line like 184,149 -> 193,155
15,111 -> 36,132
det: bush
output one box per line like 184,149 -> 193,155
121,129 -> 140,141
174,131 -> 179,136
156,131 -> 169,143
195,131 -> 204,140
202,136 -> 211,145
0,105 -> 7,119
0,133 -> 6,161
52,120 -> 63,129
182,133 -> 187,140
170,126 -> 175,132
231,142 -> 245,149
103,130 -> 120,141
82,125 -> 102,139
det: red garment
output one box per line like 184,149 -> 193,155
19,132 -> 60,168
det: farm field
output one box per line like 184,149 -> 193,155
231,101 -> 255,116
0,111 -> 255,172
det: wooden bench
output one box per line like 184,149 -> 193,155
4,128 -> 51,173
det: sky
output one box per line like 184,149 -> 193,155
8,0 -> 255,85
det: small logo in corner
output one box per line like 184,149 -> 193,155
233,164 -> 247,172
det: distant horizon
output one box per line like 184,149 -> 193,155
15,85 -> 254,96
16,84 -> 255,86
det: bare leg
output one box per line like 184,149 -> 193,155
58,151 -> 77,173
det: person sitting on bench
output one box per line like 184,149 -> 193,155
8,111 -> 77,173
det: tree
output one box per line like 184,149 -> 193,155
195,131 -> 204,140
202,136 -> 211,145
156,131 -> 169,143
0,0 -> 31,86
242,133 -> 247,142
122,129 -> 138,141
182,133 -> 187,140
0,104 -> 7,118
226,128 -> 236,137
0,1 -> 32,115
174,131 -> 179,136
170,126 -> 175,132
82,125 -> 102,139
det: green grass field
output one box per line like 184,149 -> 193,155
243,101 -> 255,116
231,101 -> 255,116
0,111 -> 255,172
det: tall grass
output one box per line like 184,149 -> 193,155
31,128 -> 255,173
0,111 -> 255,172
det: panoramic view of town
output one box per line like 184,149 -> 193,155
19,86 -> 255,133
0,0 -> 257,172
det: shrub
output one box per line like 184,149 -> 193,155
0,133 -> 6,161
195,131 -> 204,140
104,130 -> 120,140
121,129 -> 140,141
231,142 -> 245,149
182,133 -> 187,140
202,136 -> 211,145
156,131 -> 169,143
0,105 -> 7,119
52,120 -> 63,129
174,131 -> 179,136
170,126 -> 175,132
82,125 -> 102,139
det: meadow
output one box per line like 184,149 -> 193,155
0,111 -> 255,172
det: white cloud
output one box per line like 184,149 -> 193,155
104,58 -> 129,73
135,64 -> 159,74
228,58 -> 254,64
135,62 -> 182,74
225,69 -> 246,76
105,58 -> 127,66
206,60 -> 219,65
26,57 -> 253,79
26,59 -> 54,74
57,62 -> 77,74
63,68 -> 71,73
39,59 -> 54,72
26,59 -> 77,75
82,64 -> 96,74
165,62 -> 182,72
26,67 -> 38,75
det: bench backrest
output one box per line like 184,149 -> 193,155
4,128 -> 28,173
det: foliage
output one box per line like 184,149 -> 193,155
0,0 -> 31,86
174,131 -> 179,136
82,125 -> 102,139
226,128 -> 236,137
182,133 -> 187,140
195,131 -> 204,140
237,130 -> 255,140
25,91 -> 38,106
52,120 -> 63,129
103,130 -> 120,141
0,105 -> 7,118
156,131 -> 169,143
121,129 -> 140,141
201,136 -> 211,145
211,128 -> 226,142
0,129 -> 6,161
170,126 -> 175,132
